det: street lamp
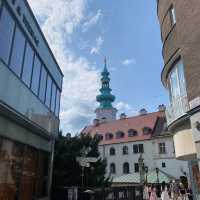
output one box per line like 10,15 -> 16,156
155,167 -> 159,183
145,166 -> 148,183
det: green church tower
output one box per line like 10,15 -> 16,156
95,59 -> 117,122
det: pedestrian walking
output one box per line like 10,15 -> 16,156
150,187 -> 157,200
143,184 -> 150,200
161,187 -> 170,200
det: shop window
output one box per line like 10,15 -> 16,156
0,6 -> 15,64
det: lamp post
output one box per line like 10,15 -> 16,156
155,167 -> 159,183
145,166 -> 148,184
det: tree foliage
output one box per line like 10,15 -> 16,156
52,133 -> 111,191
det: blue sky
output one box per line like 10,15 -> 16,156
28,0 -> 168,134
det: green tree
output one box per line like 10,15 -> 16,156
52,133 -> 111,197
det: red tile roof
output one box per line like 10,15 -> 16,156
82,111 -> 164,145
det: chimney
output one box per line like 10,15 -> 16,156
120,113 -> 127,119
139,108 -> 147,115
158,104 -> 166,112
93,118 -> 100,126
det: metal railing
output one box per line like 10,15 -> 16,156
165,96 -> 189,125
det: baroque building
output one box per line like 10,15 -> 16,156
82,62 -> 189,184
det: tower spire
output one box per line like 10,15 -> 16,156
95,58 -> 117,122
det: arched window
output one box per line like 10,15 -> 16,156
105,133 -> 113,140
96,133 -> 103,141
122,146 -> 128,155
116,131 -> 125,139
123,162 -> 129,174
143,127 -> 152,135
110,147 -> 116,156
110,163 -> 116,174
128,129 -> 138,137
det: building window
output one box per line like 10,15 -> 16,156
31,55 -> 41,95
134,163 -> 139,173
169,6 -> 176,26
105,133 -> 113,140
122,146 -> 128,155
110,163 -> 116,174
21,42 -> 34,87
169,60 -> 187,105
133,144 -> 144,153
110,147 -> 115,156
116,131 -> 125,139
0,6 -> 15,64
9,26 -> 26,77
45,75 -> 52,108
39,66 -> 47,102
143,127 -> 152,135
133,145 -> 138,153
159,143 -> 166,154
138,144 -> 144,153
123,162 -> 129,174
128,129 -> 137,137
50,82 -> 56,112
162,162 -> 166,168
55,89 -> 61,117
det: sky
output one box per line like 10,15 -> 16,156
28,0 -> 169,134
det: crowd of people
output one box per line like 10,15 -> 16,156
143,181 -> 193,200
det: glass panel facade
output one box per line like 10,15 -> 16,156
39,66 -> 47,102
55,89 -> 61,117
9,27 -> 25,77
51,82 -> 56,112
22,42 -> 34,87
45,75 -> 52,108
0,6 -> 15,64
31,55 -> 41,95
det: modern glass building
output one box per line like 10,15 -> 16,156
0,0 -> 63,199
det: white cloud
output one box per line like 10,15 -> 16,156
28,0 -> 101,134
115,102 -> 137,116
82,9 -> 102,32
90,36 -> 104,55
121,58 -> 136,66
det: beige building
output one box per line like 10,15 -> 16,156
157,0 -> 200,198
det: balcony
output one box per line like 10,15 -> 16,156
165,96 -> 189,125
